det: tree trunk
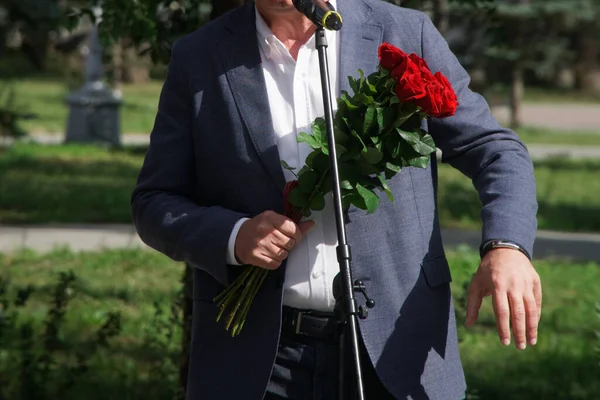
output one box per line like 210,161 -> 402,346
574,21 -> 598,93
509,0 -> 530,129
21,28 -> 51,70
178,1 -> 249,397
112,39 -> 124,97
433,0 -> 450,36
510,60 -> 524,128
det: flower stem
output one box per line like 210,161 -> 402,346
224,268 -> 260,331
213,265 -> 252,305
231,268 -> 268,337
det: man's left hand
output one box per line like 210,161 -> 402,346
465,248 -> 542,350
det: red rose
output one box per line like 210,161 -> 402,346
415,80 -> 444,116
378,42 -> 408,71
283,180 -> 303,224
391,56 -> 427,102
409,53 -> 435,84
433,72 -> 458,117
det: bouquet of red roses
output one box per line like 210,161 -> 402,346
213,42 -> 458,336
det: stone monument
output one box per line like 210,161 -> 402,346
65,10 -> 122,146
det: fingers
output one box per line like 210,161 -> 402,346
524,294 -> 539,346
255,252 -> 284,270
272,213 -> 303,243
492,291 -> 511,347
465,278 -> 483,327
235,210 -> 316,269
271,229 -> 296,251
508,292 -> 527,349
533,274 -> 543,323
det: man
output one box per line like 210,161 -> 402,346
131,0 -> 542,399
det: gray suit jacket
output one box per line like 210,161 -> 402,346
131,1 -> 538,399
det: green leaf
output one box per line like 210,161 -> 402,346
309,192 -> 326,211
340,180 -> 353,190
363,106 -> 377,136
340,92 -> 359,110
312,118 -> 327,143
335,144 -> 347,157
298,170 -> 320,193
361,147 -> 383,164
297,132 -> 321,150
289,187 -> 308,208
356,92 -> 375,105
385,162 -> 402,175
305,150 -> 330,174
397,128 -> 436,156
377,175 -> 394,202
355,183 -> 379,214
420,131 -> 436,149
379,106 -> 399,135
320,171 -> 333,194
280,160 -> 296,171
408,155 -> 430,169
348,76 -> 360,95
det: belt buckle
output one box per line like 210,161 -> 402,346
295,310 -> 306,335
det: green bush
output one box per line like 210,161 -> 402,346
0,84 -> 36,138
0,271 -> 121,399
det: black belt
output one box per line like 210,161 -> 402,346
281,306 -> 337,341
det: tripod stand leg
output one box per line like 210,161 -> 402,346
337,328 -> 345,400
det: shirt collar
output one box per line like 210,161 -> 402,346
255,0 -> 338,61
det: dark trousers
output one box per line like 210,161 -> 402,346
264,332 -> 396,400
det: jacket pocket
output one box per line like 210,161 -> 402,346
421,255 -> 452,288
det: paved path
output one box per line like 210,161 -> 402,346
491,104 -> 600,132
1,224 -> 599,263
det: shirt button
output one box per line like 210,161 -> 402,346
312,271 -> 322,279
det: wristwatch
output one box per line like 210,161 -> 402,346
480,239 -> 531,261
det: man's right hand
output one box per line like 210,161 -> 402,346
235,211 -> 315,269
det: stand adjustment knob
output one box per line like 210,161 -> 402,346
358,306 -> 369,319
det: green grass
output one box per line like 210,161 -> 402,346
1,78 -> 161,134
449,246 -> 600,399
0,247 -> 598,399
437,157 -> 600,233
0,248 -> 182,400
487,85 -> 600,105
0,143 -> 145,223
2,143 -> 599,234
515,126 -> 600,146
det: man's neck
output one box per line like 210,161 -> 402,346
257,8 -> 315,60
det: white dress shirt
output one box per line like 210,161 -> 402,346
226,4 -> 341,312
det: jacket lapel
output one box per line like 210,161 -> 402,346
337,0 -> 383,94
216,0 -> 383,193
217,2 -> 286,193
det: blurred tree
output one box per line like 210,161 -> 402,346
0,0 -> 65,68
484,0 -> 600,126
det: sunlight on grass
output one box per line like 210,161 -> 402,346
0,246 -> 598,399
437,157 -> 600,233
1,79 -> 160,133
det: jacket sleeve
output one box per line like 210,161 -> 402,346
420,15 -> 538,257
131,42 -> 248,286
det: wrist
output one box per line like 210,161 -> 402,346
480,239 -> 531,261
227,217 -> 250,266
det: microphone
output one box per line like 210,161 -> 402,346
293,0 -> 343,31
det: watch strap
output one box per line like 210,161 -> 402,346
480,239 -> 532,261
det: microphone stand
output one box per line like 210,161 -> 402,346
314,25 -> 375,400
